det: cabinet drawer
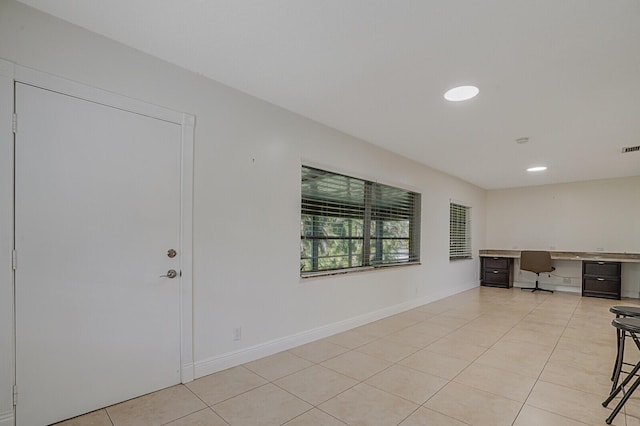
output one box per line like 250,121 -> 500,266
583,277 -> 620,296
584,261 -> 621,277
483,270 -> 510,284
483,257 -> 510,269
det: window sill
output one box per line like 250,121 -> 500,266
301,262 -> 421,279
450,257 -> 473,261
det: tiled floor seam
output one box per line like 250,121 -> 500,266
271,348 -> 456,425
512,405 -> 593,426
508,295 -> 581,424
442,295 -> 549,388
522,384 -> 616,424
57,288 -> 635,425
392,404 -> 440,426
192,380 -> 267,409
272,406 -> 315,426
417,399 -> 473,426
105,408 -> 115,426
178,386 -> 237,425
158,407 -> 227,426
269,368 -> 360,406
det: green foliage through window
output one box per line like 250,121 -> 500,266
301,166 -> 420,274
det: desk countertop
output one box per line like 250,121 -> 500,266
479,249 -> 640,263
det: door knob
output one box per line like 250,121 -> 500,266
161,269 -> 177,279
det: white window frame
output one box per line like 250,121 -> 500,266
301,166 -> 421,276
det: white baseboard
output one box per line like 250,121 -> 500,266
0,411 -> 13,426
181,362 -> 194,383
194,281 -> 480,379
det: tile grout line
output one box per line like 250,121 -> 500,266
281,311 -> 478,425
508,293 -> 575,425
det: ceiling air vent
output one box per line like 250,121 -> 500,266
622,145 -> 640,153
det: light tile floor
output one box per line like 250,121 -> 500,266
57,287 -> 640,425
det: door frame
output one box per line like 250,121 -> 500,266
0,59 -> 15,426
0,58 -> 194,423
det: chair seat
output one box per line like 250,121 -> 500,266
612,318 -> 640,334
610,306 -> 640,317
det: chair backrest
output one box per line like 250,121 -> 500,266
520,250 -> 554,274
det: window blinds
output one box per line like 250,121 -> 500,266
301,166 -> 420,273
450,202 -> 471,260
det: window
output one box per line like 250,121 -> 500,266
450,202 -> 471,260
301,166 -> 420,274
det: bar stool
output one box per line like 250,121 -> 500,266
609,306 -> 640,393
603,317 -> 640,424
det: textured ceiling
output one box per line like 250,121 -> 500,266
17,0 -> 640,189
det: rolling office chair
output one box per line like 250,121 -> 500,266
519,250 -> 554,293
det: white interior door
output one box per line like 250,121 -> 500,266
15,82 -> 183,425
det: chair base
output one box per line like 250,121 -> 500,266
521,286 -> 554,293
520,277 -> 553,293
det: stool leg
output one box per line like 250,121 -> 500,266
611,328 -> 626,393
606,370 -> 640,424
604,353 -> 640,407
611,327 -> 621,381
611,313 -> 622,381
631,331 -> 640,350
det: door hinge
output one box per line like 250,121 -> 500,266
12,249 -> 17,270
12,113 -> 17,133
13,384 -> 17,406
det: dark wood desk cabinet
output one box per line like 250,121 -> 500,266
582,261 -> 621,300
481,257 -> 513,288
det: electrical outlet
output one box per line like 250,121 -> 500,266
233,327 -> 242,341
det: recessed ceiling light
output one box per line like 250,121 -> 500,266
527,166 -> 547,172
444,85 -> 479,102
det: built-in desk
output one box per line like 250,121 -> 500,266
479,250 -> 640,299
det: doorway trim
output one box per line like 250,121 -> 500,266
0,58 -> 15,426
1,59 -> 194,424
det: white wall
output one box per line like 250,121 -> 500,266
486,177 -> 640,296
0,0 -> 486,420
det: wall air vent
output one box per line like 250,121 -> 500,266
622,145 -> 640,153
